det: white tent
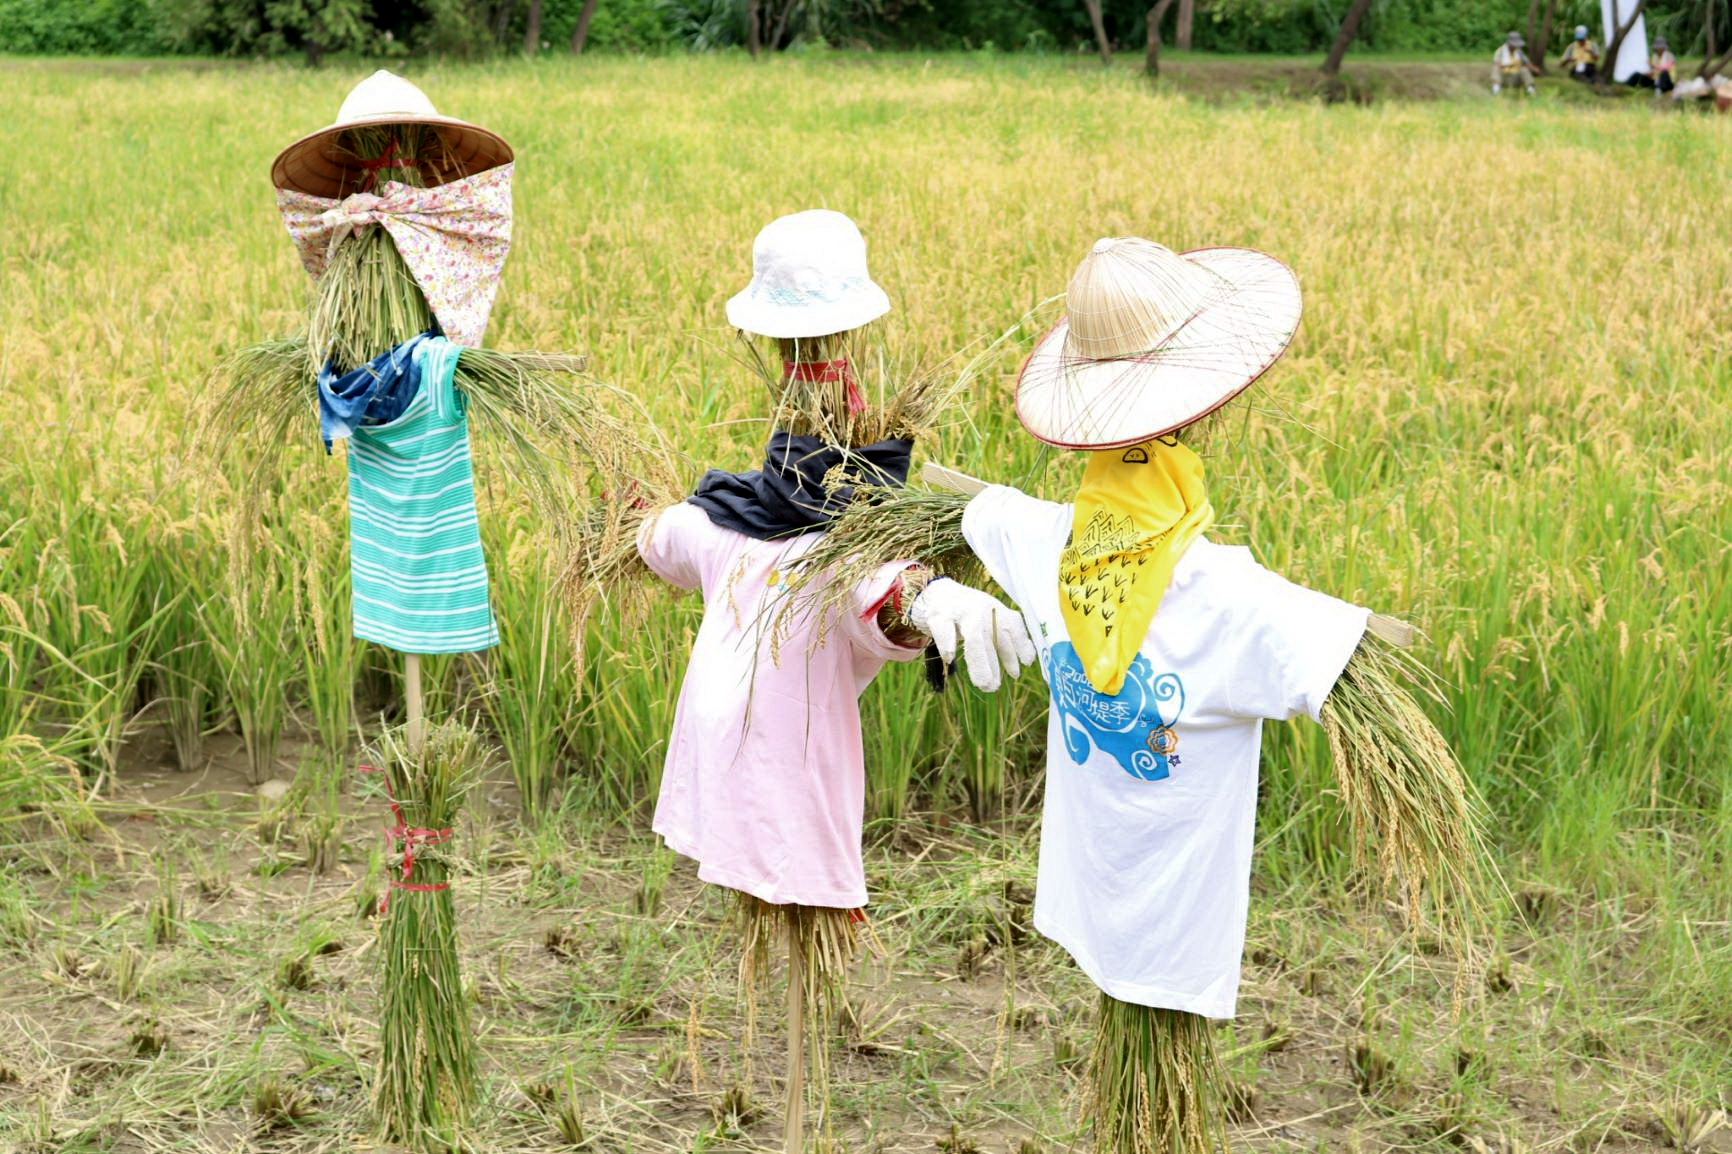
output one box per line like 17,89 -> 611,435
1601,0 -> 1651,82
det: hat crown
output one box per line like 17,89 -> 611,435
1063,238 -> 1222,361
751,209 -> 871,295
336,70 -> 440,126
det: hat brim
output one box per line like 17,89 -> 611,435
1014,248 -> 1301,450
725,282 -> 891,339
271,114 -> 514,199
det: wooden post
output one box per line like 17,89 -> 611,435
405,652 -> 425,756
783,923 -> 806,1154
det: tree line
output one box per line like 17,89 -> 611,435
0,0 -> 1724,68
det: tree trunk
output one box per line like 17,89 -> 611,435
769,0 -> 794,50
1145,0 -> 1179,75
1320,0 -> 1373,77
747,0 -> 762,56
1535,0 -> 1557,71
1700,0 -> 1727,76
1599,0 -> 1651,86
1176,0 -> 1194,50
492,0 -> 518,43
1523,0 -> 1540,60
569,0 -> 598,53
1082,0 -> 1113,64
523,0 -> 542,53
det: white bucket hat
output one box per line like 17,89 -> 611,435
726,210 -> 892,339
271,70 -> 514,199
1015,238 -> 1301,450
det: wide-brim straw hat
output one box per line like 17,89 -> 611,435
271,70 -> 514,199
1015,238 -> 1301,450
726,209 -> 892,339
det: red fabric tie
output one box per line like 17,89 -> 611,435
359,764 -> 452,913
357,140 -> 422,193
783,358 -> 866,417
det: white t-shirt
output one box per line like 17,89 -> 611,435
963,486 -> 1369,1018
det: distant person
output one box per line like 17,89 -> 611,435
1626,37 -> 1677,93
1559,25 -> 1600,81
1492,31 -> 1537,96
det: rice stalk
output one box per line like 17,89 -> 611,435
1086,996 -> 1225,1154
368,720 -> 485,1153
1320,637 -> 1495,987
775,484 -> 983,628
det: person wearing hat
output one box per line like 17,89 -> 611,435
810,237 -> 1488,1152
1627,36 -> 1677,92
1559,25 -> 1601,81
1492,30 -> 1537,95
629,209 -> 1034,1152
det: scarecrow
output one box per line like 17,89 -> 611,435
208,70 -> 615,1151
1491,31 -> 1537,95
574,209 -> 1034,1152
798,237 -> 1491,1153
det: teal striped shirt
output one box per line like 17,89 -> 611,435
346,337 -> 499,654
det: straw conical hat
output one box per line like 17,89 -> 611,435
271,70 -> 513,198
1015,238 -> 1301,449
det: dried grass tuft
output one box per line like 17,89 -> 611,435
735,894 -> 861,1144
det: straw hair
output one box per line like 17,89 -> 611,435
1017,240 -> 1300,450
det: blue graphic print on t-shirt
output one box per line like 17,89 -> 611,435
1047,641 -> 1186,782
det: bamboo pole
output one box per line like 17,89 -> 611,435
784,924 -> 806,1154
405,653 -> 425,756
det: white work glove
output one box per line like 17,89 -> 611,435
907,577 -> 1037,692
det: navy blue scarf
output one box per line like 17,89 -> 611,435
317,332 -> 434,453
687,431 -> 913,540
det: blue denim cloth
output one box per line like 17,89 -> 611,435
317,333 -> 434,453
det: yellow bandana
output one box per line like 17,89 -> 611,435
1058,439 -> 1214,695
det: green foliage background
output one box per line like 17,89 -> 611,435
2,0 -> 1726,58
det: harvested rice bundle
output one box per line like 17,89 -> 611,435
1322,637 -> 1490,975
812,237 -> 1494,1154
578,210 -> 1033,1152
367,720 -> 486,1153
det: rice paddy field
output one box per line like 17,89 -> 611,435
1,51 -> 1730,1153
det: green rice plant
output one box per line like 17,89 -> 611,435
287,508 -> 361,764
0,867 -> 36,950
858,659 -> 942,822
475,533 -> 576,815
202,508 -> 298,786
0,734 -> 91,848
367,720 -> 486,1152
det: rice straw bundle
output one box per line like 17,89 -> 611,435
1319,637 -> 1493,977
736,895 -> 862,1152
368,720 -> 485,1153
770,484 -> 983,635
1087,997 -> 1225,1154
741,315 -> 1029,449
